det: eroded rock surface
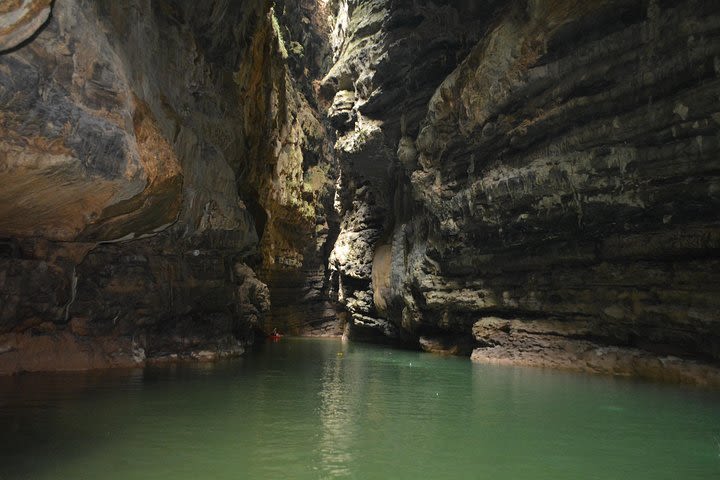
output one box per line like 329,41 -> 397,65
0,0 -> 336,373
324,0 -> 499,342
321,0 -> 720,385
407,0 -> 720,368
0,0 -> 51,52
3,0 -> 720,385
233,0 -> 342,336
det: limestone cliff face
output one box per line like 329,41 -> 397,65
0,0 -> 335,373
3,0 -> 720,384
406,0 -> 720,372
234,0 -> 341,335
323,0 -> 499,341
325,0 -> 720,384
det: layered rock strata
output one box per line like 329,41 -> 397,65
0,0 -> 52,52
324,0 -> 720,385
0,0 -> 339,373
324,0 -> 500,341
3,0 -> 720,386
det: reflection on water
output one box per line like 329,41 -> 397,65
318,340 -> 352,478
1,338 -> 719,480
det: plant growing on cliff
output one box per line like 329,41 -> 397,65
270,6 -> 288,59
288,41 -> 304,58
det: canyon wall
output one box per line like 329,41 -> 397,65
325,0 -> 720,384
408,0 -> 720,380
0,0 -> 337,373
323,0 -> 502,341
2,0 -> 720,384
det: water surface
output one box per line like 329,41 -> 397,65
1,337 -> 719,479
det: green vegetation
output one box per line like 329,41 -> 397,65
270,6 -> 288,59
288,41 -> 304,58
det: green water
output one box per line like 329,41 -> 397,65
1,338 -> 719,479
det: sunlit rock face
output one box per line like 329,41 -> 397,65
234,0 -> 341,336
325,0 -> 720,383
324,0 -> 499,341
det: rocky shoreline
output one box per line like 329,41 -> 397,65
3,326 -> 719,391
2,1 -> 720,385
471,342 -> 720,389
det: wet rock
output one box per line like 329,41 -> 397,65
470,331 -> 720,388
235,262 -> 271,326
0,331 -> 142,375
322,0 -> 504,344
419,334 -> 475,356
4,0 -> 720,385
233,2 -> 344,336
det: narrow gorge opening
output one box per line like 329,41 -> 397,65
2,0 -> 720,385
1,1 -> 720,477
